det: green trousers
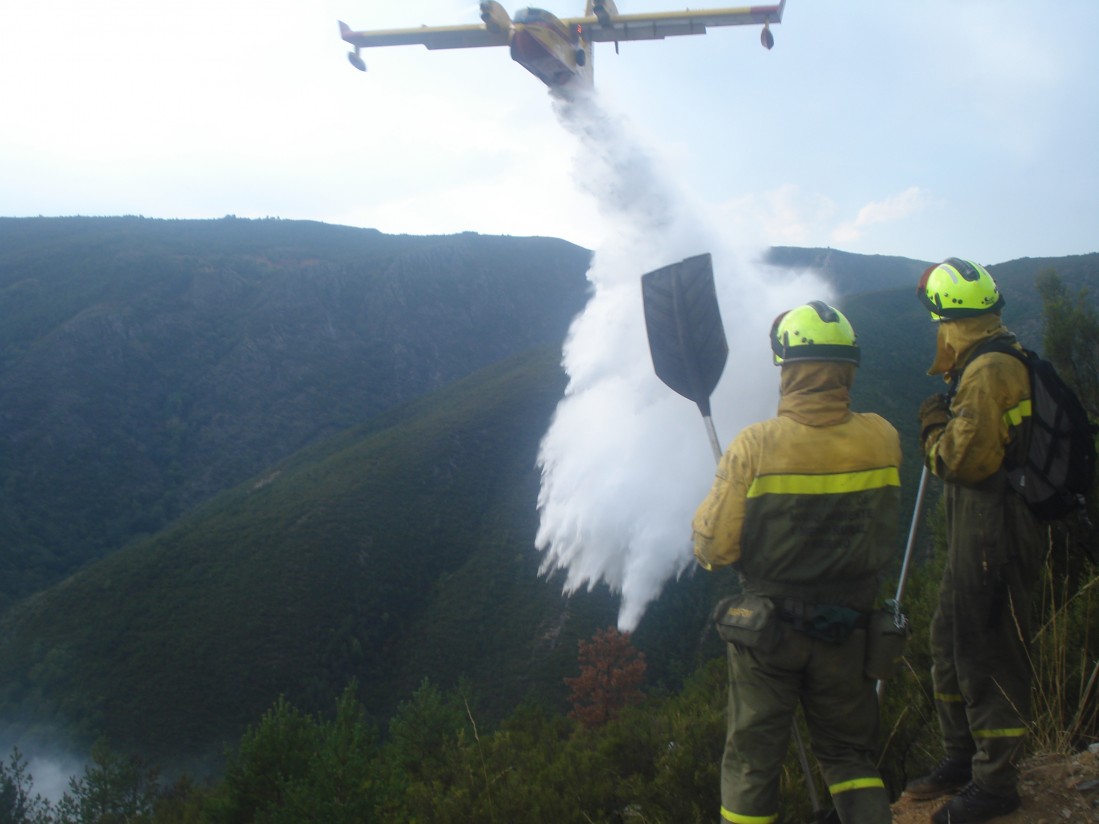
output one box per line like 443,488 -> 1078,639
720,621 -> 891,824
929,478 -> 1043,794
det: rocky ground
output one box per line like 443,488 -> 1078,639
890,750 -> 1099,823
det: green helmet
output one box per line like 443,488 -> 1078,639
770,300 -> 860,366
917,257 -> 1004,320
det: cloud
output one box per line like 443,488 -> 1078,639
710,184 -> 935,258
832,186 -> 930,244
713,185 -> 839,249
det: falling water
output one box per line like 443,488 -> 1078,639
535,88 -> 830,631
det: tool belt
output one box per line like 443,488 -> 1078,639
715,593 -> 909,676
714,593 -> 870,651
777,598 -> 869,645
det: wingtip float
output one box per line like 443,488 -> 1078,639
339,1 -> 786,91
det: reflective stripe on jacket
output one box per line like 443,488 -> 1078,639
924,317 -> 1030,484
692,361 -> 902,609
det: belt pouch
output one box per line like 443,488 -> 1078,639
805,605 -> 863,645
713,592 -> 779,652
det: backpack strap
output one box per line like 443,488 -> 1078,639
947,336 -> 1026,400
966,336 -> 1029,365
948,337 -> 1034,475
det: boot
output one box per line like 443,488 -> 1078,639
930,781 -> 1020,823
902,756 -> 972,801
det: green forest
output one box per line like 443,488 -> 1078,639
1,219 -> 1097,822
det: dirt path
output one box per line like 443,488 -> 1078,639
890,750 -> 1099,823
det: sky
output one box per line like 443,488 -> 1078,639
3,0 -> 1098,266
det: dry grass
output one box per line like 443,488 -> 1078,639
1027,538 -> 1099,755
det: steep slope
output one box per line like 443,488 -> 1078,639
0,217 -> 592,607
2,227 -> 1093,771
0,347 -> 630,763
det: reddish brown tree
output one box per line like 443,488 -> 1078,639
565,627 -> 647,729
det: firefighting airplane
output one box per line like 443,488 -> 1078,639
339,1 -> 785,91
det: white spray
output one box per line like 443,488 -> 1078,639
535,89 -> 830,631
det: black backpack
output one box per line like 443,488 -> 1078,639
969,339 -> 1097,521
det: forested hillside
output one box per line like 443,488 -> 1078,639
0,217 -> 591,608
1,218 -> 1096,804
0,348 -> 624,759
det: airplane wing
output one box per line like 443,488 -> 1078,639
339,21 -> 510,51
568,2 -> 785,43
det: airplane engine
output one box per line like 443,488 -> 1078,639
479,1 -> 512,33
760,23 -> 774,50
592,0 -> 619,27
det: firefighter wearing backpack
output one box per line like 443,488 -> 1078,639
693,301 -> 901,824
905,258 -> 1043,823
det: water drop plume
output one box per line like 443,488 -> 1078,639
534,88 -> 831,632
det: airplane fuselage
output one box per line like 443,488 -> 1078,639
510,8 -> 593,89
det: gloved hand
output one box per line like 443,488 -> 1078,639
918,393 -> 950,447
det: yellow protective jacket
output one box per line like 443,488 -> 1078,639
692,362 -> 902,610
924,315 -> 1030,483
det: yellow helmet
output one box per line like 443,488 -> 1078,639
770,300 -> 860,366
917,257 -> 1004,320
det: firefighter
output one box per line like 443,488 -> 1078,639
904,258 -> 1042,823
693,301 -> 901,824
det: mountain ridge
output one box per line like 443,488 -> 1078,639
0,217 -> 592,607
2,216 -> 1095,768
